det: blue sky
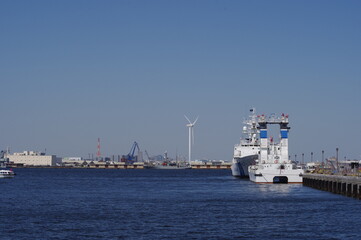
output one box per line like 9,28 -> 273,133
1,0 -> 360,161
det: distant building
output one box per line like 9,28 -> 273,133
62,157 -> 83,162
6,151 -> 62,166
62,157 -> 84,167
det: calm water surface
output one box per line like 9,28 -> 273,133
1,168 -> 360,240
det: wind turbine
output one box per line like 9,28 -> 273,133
184,115 -> 199,166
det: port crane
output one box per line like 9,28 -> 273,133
144,150 -> 152,162
122,141 -> 140,164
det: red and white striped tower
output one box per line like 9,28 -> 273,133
97,138 -> 101,158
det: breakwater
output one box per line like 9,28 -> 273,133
303,173 -> 361,200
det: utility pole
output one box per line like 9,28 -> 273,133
97,138 -> 101,160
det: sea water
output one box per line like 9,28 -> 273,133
1,168 -> 360,240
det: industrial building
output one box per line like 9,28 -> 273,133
6,151 -> 62,167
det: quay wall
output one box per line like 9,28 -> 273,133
303,174 -> 361,200
6,163 -> 231,170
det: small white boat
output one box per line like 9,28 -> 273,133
0,169 -> 15,178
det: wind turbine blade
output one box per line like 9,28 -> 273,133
184,115 -> 192,124
193,116 -> 199,125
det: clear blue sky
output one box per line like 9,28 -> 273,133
1,0 -> 360,161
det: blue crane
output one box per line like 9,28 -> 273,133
122,141 -> 140,164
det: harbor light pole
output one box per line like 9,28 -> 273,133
336,147 -> 339,173
311,152 -> 313,162
322,150 -> 324,166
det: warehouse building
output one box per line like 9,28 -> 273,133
6,151 -> 62,166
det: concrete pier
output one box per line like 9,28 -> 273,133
303,174 -> 361,200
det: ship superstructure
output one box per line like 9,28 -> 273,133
248,113 -> 303,183
231,108 -> 260,177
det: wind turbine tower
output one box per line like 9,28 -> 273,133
184,115 -> 199,166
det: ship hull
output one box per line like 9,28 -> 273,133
231,154 -> 258,177
248,165 -> 303,184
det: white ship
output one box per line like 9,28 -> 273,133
231,108 -> 260,177
0,151 -> 15,178
248,113 -> 303,183
0,169 -> 15,178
